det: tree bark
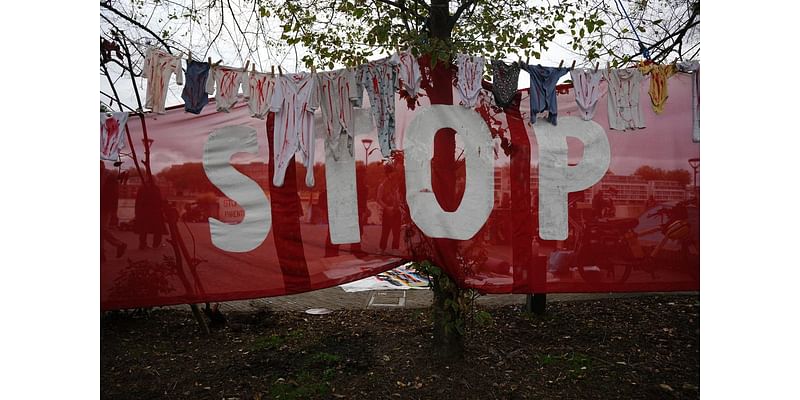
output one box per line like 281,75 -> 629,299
424,1 -> 464,357
431,292 -> 464,359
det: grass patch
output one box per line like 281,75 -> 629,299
310,351 -> 341,364
250,334 -> 286,351
269,371 -> 331,399
539,354 -> 557,365
249,330 -> 307,352
537,352 -> 593,373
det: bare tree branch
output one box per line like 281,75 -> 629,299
205,0 -> 225,59
450,0 -> 477,27
101,1 -> 173,53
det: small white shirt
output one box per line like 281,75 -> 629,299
142,48 -> 183,114
570,68 -> 604,121
456,54 -> 485,108
246,71 -> 276,119
100,112 -> 129,161
604,68 -> 646,131
316,68 -> 360,160
206,65 -> 247,112
270,72 -> 319,187
390,50 -> 422,98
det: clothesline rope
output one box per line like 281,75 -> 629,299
613,0 -> 651,60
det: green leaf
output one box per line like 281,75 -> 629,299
475,310 -> 493,327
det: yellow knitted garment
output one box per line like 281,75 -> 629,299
639,63 -> 677,114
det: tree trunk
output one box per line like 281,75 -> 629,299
425,0 -> 464,358
431,291 -> 465,359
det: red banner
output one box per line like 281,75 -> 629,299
101,65 -> 699,310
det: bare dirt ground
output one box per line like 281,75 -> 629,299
101,294 -> 699,399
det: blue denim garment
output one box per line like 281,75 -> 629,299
523,64 -> 569,125
181,60 -> 211,114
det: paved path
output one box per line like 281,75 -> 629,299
169,286 -> 697,313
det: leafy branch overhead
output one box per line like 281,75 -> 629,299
101,0 -> 699,76
271,0 -> 614,68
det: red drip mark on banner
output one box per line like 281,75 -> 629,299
556,83 -> 573,95
505,93 -> 537,293
267,113 -> 311,293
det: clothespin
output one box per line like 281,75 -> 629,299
278,66 -> 283,76
570,60 -> 576,69
606,61 -> 610,70
526,56 -> 530,65
311,64 -> 316,74
251,62 -> 256,73
558,60 -> 564,68
208,57 -> 212,66
594,62 -> 599,72
243,60 -> 250,71
271,65 -> 275,75
214,59 -> 222,67
188,50 -> 192,62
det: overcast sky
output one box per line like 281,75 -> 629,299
100,1 -> 588,110
102,1 -> 699,180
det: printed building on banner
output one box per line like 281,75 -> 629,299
587,174 -> 691,204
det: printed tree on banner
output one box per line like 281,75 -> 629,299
100,30 -> 213,335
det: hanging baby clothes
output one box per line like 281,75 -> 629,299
270,72 -> 318,188
523,64 -> 570,125
456,54 -> 485,108
390,50 -> 422,98
678,61 -> 700,142
638,63 -> 677,114
142,48 -> 184,114
246,71 -> 276,119
317,68 -> 362,160
357,58 -> 398,157
570,68 -> 604,121
181,60 -> 210,114
317,68 -> 365,245
100,112 -> 129,161
490,60 -> 520,108
604,68 -> 646,131
206,65 -> 247,113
